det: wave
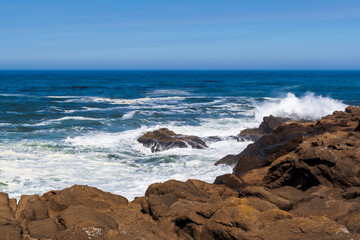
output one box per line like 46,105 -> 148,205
23,116 -> 105,127
122,110 -> 137,119
0,93 -> 29,97
255,93 -> 347,122
62,96 -> 187,105
149,89 -> 191,96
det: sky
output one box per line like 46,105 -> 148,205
0,0 -> 359,70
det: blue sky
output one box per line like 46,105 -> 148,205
0,0 -> 359,70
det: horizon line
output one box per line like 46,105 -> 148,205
1,69 -> 360,71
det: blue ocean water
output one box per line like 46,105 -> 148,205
0,70 -> 359,199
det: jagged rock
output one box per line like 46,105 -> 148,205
264,130 -> 360,190
0,193 -> 22,240
239,115 -> 292,141
15,194 -> 48,229
138,128 -> 208,152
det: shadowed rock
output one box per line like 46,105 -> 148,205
138,128 -> 208,152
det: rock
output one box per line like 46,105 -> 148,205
0,225 -> 22,240
264,131 -> 360,190
238,186 -> 292,210
214,174 -> 244,189
239,115 -> 292,141
42,184 -> 128,215
58,205 -> 118,229
15,194 -> 48,229
339,211 -> 360,234
145,179 -> 237,203
137,128 -> 208,152
0,193 -> 15,222
28,218 -> 62,239
138,128 -> 249,153
0,193 -> 21,240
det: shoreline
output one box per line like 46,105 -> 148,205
1,106 -> 359,239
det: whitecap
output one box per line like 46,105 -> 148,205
122,110 -> 137,119
255,92 -> 347,121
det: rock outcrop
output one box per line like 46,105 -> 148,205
138,128 -> 208,152
239,115 -> 291,141
1,179 -> 358,239
1,106 -> 360,239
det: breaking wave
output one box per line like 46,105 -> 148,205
255,93 -> 347,122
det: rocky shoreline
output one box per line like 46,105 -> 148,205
1,106 -> 359,239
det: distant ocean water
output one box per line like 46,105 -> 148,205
0,70 -> 359,200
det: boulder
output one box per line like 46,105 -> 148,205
138,128 -> 208,152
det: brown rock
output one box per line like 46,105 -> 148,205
28,218 -> 62,239
0,225 -> 22,240
264,131 -> 360,190
0,193 -> 21,240
15,195 -> 48,228
58,205 -> 118,229
42,184 -> 128,214
214,174 -> 244,189
0,193 -> 15,221
238,186 -> 292,210
53,227 -> 122,240
239,115 -> 291,141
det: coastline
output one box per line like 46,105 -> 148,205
1,106 -> 359,239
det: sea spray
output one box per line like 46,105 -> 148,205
255,92 -> 347,122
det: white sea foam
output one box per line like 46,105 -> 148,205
22,116 -> 105,127
255,93 -> 347,121
63,96 -> 187,105
122,110 -> 137,119
0,93 -> 29,97
1,92 -> 347,201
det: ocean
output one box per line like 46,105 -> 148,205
0,70 -> 359,200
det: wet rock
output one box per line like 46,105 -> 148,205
138,128 -> 248,153
138,128 -> 208,152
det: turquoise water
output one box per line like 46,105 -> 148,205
0,70 -> 358,199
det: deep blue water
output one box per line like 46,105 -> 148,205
0,70 -> 359,199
